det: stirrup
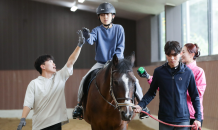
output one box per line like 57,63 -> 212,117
72,105 -> 84,120
139,107 -> 150,119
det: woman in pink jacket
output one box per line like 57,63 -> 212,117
138,43 -> 206,128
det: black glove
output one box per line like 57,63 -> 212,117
77,30 -> 85,47
137,67 -> 150,79
17,118 -> 26,130
82,27 -> 90,40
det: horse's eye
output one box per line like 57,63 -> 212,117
113,81 -> 118,85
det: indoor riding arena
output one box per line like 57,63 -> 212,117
1,0 -> 218,130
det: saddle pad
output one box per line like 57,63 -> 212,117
83,68 -> 101,95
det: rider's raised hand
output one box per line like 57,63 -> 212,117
77,30 -> 85,47
82,27 -> 90,40
17,118 -> 26,130
137,67 -> 150,79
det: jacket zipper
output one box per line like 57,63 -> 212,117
172,71 -> 183,122
172,74 -> 175,122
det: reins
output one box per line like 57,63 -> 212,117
94,77 -> 117,108
95,66 -> 134,110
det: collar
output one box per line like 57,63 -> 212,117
101,23 -> 113,30
167,63 -> 179,70
38,75 -> 54,80
163,62 -> 186,74
164,62 -> 180,69
186,61 -> 197,69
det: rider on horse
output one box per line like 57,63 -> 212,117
73,2 -> 150,119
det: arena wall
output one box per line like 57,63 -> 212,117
0,0 -> 136,71
0,60 -> 218,129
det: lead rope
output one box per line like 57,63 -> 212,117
139,110 -> 201,130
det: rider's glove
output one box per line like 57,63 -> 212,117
82,27 -> 90,41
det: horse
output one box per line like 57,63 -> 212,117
81,52 -> 137,130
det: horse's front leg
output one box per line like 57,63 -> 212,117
114,123 -> 128,130
91,125 -> 96,130
121,124 -> 128,130
90,124 -> 103,130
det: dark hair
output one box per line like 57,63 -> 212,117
164,41 -> 182,56
184,43 -> 200,60
34,55 -> 54,74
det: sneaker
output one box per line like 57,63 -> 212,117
139,107 -> 150,119
72,105 -> 83,120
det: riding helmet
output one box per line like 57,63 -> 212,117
96,2 -> 116,15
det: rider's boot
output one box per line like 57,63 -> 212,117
139,107 -> 150,119
72,103 -> 83,120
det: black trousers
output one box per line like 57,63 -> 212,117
41,123 -> 61,130
189,119 -> 203,130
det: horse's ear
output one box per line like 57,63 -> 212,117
130,51 -> 135,66
112,54 -> 119,66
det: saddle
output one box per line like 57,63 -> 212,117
83,68 -> 101,95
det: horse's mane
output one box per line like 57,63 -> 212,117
104,56 -> 134,80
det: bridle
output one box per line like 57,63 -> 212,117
95,67 -> 135,110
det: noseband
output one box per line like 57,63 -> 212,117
95,67 -> 134,109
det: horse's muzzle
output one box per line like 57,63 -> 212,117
120,107 -> 133,121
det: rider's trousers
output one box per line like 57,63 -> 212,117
77,62 -> 144,102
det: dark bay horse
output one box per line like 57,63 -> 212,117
82,53 -> 137,130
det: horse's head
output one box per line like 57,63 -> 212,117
107,52 -> 136,121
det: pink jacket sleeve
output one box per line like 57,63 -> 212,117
147,76 -> 160,91
147,76 -> 153,85
195,69 -> 206,97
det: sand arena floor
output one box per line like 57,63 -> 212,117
0,118 -> 154,130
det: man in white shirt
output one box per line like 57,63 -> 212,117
17,30 -> 85,130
